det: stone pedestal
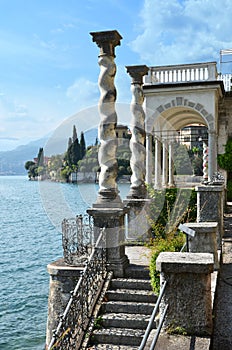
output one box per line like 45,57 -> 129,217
195,185 -> 224,247
186,222 -> 219,270
45,259 -> 84,348
87,208 -> 129,277
156,252 -> 214,336
124,198 -> 152,243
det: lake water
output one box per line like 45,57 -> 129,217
0,176 -> 129,350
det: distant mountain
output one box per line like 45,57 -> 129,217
0,129 -> 98,175
0,137 -> 48,175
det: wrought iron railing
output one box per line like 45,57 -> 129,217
48,228 -> 107,350
139,281 -> 168,350
62,215 -> 93,265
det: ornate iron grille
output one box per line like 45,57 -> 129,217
48,228 -> 107,350
62,215 -> 93,265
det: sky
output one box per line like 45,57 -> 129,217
1,0 -> 232,152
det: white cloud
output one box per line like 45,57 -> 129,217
130,0 -> 232,66
66,78 -> 99,108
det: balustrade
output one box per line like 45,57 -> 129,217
62,215 -> 93,265
48,229 -> 107,350
144,62 -> 217,85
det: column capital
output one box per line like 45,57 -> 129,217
90,30 -> 122,57
126,65 -> 149,84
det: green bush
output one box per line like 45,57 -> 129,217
149,232 -> 185,294
147,187 -> 197,294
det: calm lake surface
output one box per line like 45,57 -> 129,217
0,176 -> 129,350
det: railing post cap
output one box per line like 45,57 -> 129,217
156,252 -> 214,274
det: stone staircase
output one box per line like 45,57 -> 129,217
86,264 -> 157,349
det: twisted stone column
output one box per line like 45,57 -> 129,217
126,65 -> 149,198
203,141 -> 209,182
90,30 -> 122,206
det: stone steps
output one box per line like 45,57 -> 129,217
101,312 -> 155,329
86,270 -> 157,348
90,327 -> 145,346
101,300 -> 156,315
106,288 -> 156,303
87,345 -> 138,350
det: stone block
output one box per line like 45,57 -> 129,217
156,252 -> 214,336
185,222 -> 219,269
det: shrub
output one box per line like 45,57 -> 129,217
147,187 -> 197,294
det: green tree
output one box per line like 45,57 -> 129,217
80,131 -> 86,159
37,147 -> 44,166
72,125 -> 78,142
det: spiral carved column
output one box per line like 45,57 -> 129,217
203,141 -> 209,182
126,65 -> 149,198
90,30 -> 122,207
88,30 -> 129,277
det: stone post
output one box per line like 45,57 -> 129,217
168,142 -> 175,187
124,65 -> 151,243
90,30 -> 122,207
202,141 -> 208,182
145,132 -> 153,185
88,30 -> 129,276
126,64 -> 149,199
156,252 -> 214,336
195,185 -> 224,248
185,222 -> 219,270
162,140 -> 168,187
154,137 -> 162,189
45,259 -> 84,347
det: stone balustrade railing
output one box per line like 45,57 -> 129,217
144,62 -> 217,85
143,62 -> 232,92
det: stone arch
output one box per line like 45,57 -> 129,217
145,95 -> 217,184
146,96 -> 215,134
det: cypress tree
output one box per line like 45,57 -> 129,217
37,147 -> 44,166
72,125 -> 77,143
80,131 -> 86,159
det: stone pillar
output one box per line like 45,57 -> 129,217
126,64 -> 149,198
89,30 -> 129,276
146,133 -> 153,185
208,131 -> 217,182
202,141 -> 209,182
185,222 -> 219,270
124,65 -> 151,243
195,185 -> 224,247
46,259 -> 83,347
154,137 -> 162,189
90,30 -> 122,207
168,142 -> 175,187
124,199 -> 152,243
87,208 -> 129,277
162,140 -> 168,187
156,252 -> 214,336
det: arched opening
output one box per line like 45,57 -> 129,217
146,105 -> 211,187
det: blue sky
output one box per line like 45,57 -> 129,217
1,0 -> 232,151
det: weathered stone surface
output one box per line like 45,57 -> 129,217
156,252 -> 214,274
186,222 -> 219,269
196,185 -> 224,247
46,258 -> 84,347
156,252 -> 214,336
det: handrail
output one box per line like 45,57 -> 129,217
48,228 -> 106,350
149,304 -> 168,350
139,280 -> 167,350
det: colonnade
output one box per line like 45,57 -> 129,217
146,134 -> 175,188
